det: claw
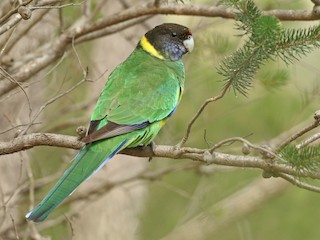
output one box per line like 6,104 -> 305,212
146,141 -> 156,162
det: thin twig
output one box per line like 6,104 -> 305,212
0,122 -> 41,135
209,137 -> 277,160
72,36 -> 87,77
177,80 -> 232,147
58,1 -> 65,33
4,155 -> 24,206
75,16 -> 154,44
90,0 -> 109,20
0,53 -> 66,104
0,0 -> 33,25
64,215 -> 75,239
26,155 -> 46,239
42,117 -> 87,133
2,9 -> 50,54
30,1 -> 84,10
0,185 -> 7,231
0,0 -> 64,35
0,27 -> 16,58
19,71 -> 88,135
3,169 -> 62,207
278,172 -> 320,193
296,132 -> 320,149
277,118 -> 320,150
26,157 -> 35,210
83,0 -> 90,17
9,214 -> 19,240
0,67 -> 32,121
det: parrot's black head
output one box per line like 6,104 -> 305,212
140,23 -> 194,61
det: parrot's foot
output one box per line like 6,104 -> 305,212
145,141 -> 156,162
76,126 -> 87,140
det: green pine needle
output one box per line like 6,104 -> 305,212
217,43 -> 266,95
279,145 -> 320,173
217,14 -> 281,95
251,16 -> 281,46
276,25 -> 320,64
225,0 -> 262,34
219,0 -> 320,95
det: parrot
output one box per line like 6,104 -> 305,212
25,23 -> 194,222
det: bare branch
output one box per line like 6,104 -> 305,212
2,133 -> 320,180
90,0 -> 109,20
26,158 -> 35,210
1,9 -> 50,54
278,172 -> 320,193
19,69 -> 88,135
0,0 -> 33,25
83,0 -> 91,17
75,16 -> 154,44
1,1 -> 320,97
277,117 -> 320,150
0,0 -> 67,35
0,66 -> 32,121
0,14 -> 22,37
29,1 -> 84,10
9,213 -> 19,240
0,37 -> 70,99
0,133 -> 83,155
3,155 -> 24,207
209,136 -> 277,159
296,132 -> 320,149
0,27 -> 16,58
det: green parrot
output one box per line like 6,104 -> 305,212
26,23 -> 194,222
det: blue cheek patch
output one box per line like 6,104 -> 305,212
164,43 -> 187,61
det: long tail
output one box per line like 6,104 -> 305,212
26,139 -> 128,222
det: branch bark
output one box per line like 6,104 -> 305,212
2,132 -> 320,180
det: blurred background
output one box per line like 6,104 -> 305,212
1,0 -> 320,239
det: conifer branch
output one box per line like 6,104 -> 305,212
214,0 -> 320,95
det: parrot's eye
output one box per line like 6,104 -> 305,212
171,32 -> 177,37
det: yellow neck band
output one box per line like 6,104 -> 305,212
140,36 -> 164,60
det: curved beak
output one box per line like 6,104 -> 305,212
183,35 -> 194,53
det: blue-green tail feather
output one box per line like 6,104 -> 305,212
26,139 -> 128,222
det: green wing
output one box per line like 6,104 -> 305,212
84,47 -> 185,143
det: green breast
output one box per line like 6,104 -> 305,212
91,46 -> 185,126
